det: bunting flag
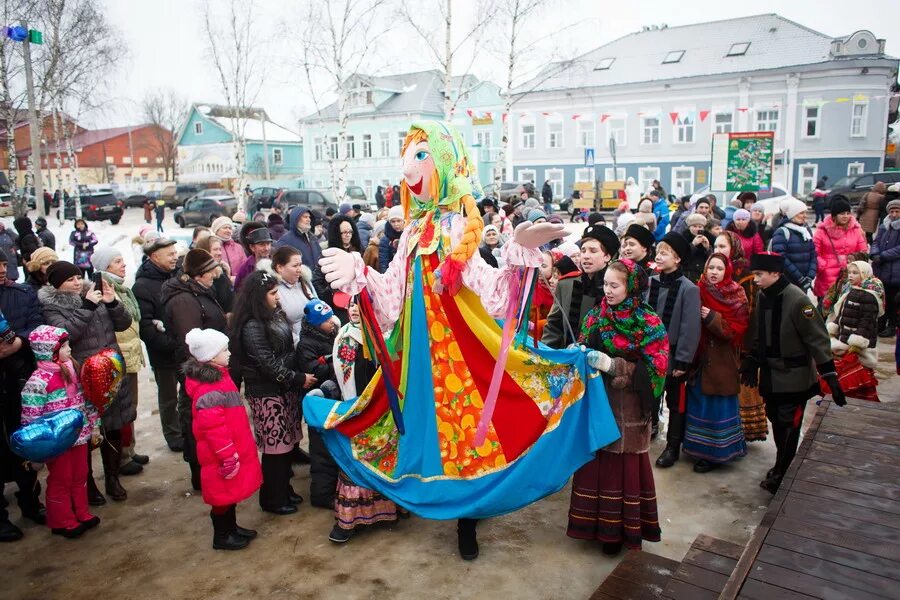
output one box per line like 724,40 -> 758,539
571,114 -> 581,120
502,112 -> 508,123
737,107 -> 749,112
699,110 -> 710,122
669,112 -> 679,124
600,113 -> 611,123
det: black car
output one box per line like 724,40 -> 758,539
251,186 -> 283,210
825,171 -> 900,208
58,192 -> 124,224
173,192 -> 239,227
160,184 -> 206,207
124,192 -> 149,208
279,189 -> 340,214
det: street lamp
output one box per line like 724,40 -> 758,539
5,24 -> 44,216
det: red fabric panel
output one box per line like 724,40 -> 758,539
335,361 -> 397,438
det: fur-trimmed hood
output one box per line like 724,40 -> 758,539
182,356 -> 224,383
37,283 -> 87,310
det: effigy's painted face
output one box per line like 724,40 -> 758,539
402,140 -> 435,202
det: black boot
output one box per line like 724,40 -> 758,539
601,541 -> 623,556
260,453 -> 295,514
655,444 -> 680,468
457,518 -> 479,560
86,449 -> 106,506
16,490 -> 46,525
211,511 -> 249,550
100,432 -> 127,501
0,519 -> 23,542
229,506 -> 257,540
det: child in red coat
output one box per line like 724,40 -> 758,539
184,328 -> 262,550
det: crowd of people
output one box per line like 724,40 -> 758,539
0,171 -> 896,562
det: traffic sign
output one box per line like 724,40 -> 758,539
584,148 -> 594,167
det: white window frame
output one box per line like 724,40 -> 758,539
547,119 -> 563,149
714,112 -> 733,134
122,156 -> 132,164
576,120 -> 595,149
474,129 -> 492,148
362,134 -> 372,158
850,101 -> 868,138
670,166 -> 695,196
517,169 -> 536,184
345,135 -> 356,159
520,122 -> 535,150
379,132 -> 390,157
606,118 -> 626,147
272,147 -> 284,166
314,137 -> 323,161
847,162 -> 865,176
397,131 -> 406,156
603,167 -> 626,181
545,168 -> 564,199
139,156 -> 148,165
328,137 -> 338,159
802,105 -> 820,139
638,167 -> 660,194
575,168 -> 594,183
194,121 -> 203,135
674,115 -> 695,144
798,163 -> 818,196
641,117 -> 660,145
754,108 -> 779,135
364,179 -> 374,199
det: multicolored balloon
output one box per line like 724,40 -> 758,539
11,409 -> 84,462
81,348 -> 125,415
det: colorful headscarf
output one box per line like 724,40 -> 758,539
832,260 -> 885,319
698,253 -> 749,347
579,259 -> 668,400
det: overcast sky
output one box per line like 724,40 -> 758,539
95,0 -> 897,130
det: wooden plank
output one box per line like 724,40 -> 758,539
814,439 -> 900,467
807,443 -> 900,477
772,516 -> 900,562
737,579 -> 818,600
817,418 -> 899,445
765,529 -> 900,581
691,533 -> 743,560
817,431 -> 900,455
681,546 -> 737,576
781,494 -> 900,538
795,460 -> 900,501
661,578 -> 718,600
834,401 -> 900,422
719,523 -> 772,600
748,561 -> 887,600
842,398 -> 900,413
789,479 -> 900,515
671,562 -> 729,593
591,551 -> 678,600
595,574 -> 665,600
756,545 -> 898,598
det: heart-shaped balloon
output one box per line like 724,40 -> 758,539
81,348 -> 125,415
10,409 -> 85,462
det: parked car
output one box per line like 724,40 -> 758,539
160,183 -> 207,207
483,181 -> 530,203
823,171 -> 900,209
58,191 -> 124,224
727,183 -> 792,224
0,193 -> 13,217
278,189 -> 340,214
173,192 -> 238,227
345,185 -> 368,206
124,193 -> 149,208
250,186 -> 284,210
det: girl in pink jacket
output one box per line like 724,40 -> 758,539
21,325 -> 100,538
813,200 -> 868,298
184,328 -> 262,551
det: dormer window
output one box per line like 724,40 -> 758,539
727,42 -> 750,56
349,88 -> 373,108
662,50 -> 684,64
593,58 -> 615,71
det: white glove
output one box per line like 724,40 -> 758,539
320,247 -> 360,292
512,221 -> 566,250
587,350 -> 614,373
152,319 -> 166,333
306,388 -> 324,397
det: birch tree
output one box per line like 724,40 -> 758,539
397,0 -> 498,119
141,89 -> 187,182
295,0 -> 390,200
202,0 -> 267,207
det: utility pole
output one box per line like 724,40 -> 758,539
5,25 -> 45,216
259,110 -> 270,180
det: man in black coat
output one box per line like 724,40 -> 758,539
34,217 -> 55,251
131,238 -> 183,452
0,249 -> 46,541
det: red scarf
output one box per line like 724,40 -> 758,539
698,254 -> 749,347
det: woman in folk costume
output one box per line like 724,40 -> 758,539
306,120 -> 619,560
682,253 -> 749,471
568,259 -> 668,555
824,260 -> 885,401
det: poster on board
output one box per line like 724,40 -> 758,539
710,131 -> 774,192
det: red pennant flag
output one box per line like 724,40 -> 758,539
669,111 -> 679,124
466,109 -> 474,118
542,112 -> 551,116
699,110 -> 710,122
737,107 -> 749,112
600,113 -> 611,123
486,112 -> 492,119
502,113 -> 508,123
571,114 -> 581,120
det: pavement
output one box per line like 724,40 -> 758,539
1,207 -> 897,599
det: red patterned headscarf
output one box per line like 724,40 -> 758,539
698,253 -> 749,347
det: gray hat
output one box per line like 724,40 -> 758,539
90,245 -> 123,273
143,237 -> 177,256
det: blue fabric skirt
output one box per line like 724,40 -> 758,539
682,381 -> 746,464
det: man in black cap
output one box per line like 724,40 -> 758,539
647,232 -> 701,455
132,238 -> 183,453
542,224 -> 619,349
480,198 -> 497,227
234,223 -> 273,290
742,252 -> 844,493
620,223 -> 655,272
34,217 -> 55,251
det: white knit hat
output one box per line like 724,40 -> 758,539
185,328 -> 229,362
780,197 -> 808,220
90,245 -> 123,272
210,216 -> 233,236
387,205 -> 404,221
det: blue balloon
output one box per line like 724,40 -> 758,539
10,409 -> 84,462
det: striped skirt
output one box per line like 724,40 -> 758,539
566,450 -> 661,549
334,472 -> 399,531
738,384 -> 769,442
683,382 -> 747,464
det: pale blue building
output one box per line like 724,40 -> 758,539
176,103 -> 303,185
299,70 -> 504,200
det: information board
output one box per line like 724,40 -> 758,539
710,131 -> 774,192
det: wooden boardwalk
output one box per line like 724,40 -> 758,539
721,398 -> 900,600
